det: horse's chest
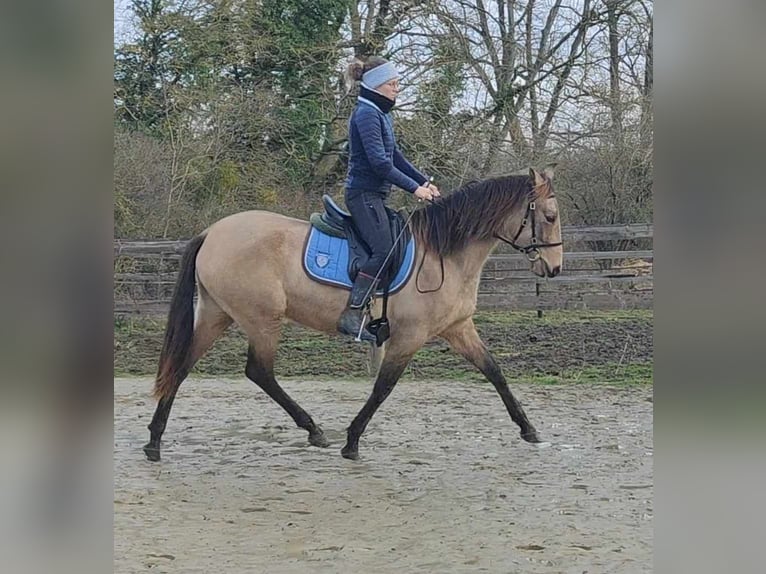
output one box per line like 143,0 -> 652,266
436,291 -> 477,326
438,272 -> 480,320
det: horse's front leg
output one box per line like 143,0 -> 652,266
442,319 -> 541,443
342,349 -> 415,461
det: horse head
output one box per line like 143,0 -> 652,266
497,165 -> 563,278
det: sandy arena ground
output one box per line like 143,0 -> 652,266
114,377 -> 652,573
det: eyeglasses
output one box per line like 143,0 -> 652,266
382,80 -> 400,89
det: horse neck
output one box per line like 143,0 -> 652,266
450,237 -> 499,280
448,205 -> 527,278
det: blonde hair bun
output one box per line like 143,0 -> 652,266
345,59 -> 365,84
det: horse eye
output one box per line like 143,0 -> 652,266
545,213 -> 557,223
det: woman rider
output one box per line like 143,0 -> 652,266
337,56 -> 441,341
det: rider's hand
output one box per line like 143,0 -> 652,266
414,185 -> 434,201
426,182 -> 441,198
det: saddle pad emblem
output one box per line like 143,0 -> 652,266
315,253 -> 330,268
302,227 -> 415,295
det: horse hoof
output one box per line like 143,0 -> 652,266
143,443 -> 161,462
309,431 -> 330,448
341,446 -> 359,461
521,430 -> 542,444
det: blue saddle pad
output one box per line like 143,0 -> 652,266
302,227 -> 415,294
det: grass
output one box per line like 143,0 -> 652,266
472,309 -> 653,326
114,309 -> 653,385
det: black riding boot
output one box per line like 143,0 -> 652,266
337,272 -> 377,342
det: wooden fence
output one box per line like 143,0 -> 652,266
114,223 -> 653,314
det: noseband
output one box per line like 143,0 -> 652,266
494,195 -> 563,262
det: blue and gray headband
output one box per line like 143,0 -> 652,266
361,61 -> 399,89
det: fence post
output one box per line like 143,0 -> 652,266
536,281 -> 543,318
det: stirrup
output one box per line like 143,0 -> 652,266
366,316 -> 390,347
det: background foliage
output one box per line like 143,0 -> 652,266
114,0 -> 653,239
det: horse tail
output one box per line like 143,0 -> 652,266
154,233 -> 207,400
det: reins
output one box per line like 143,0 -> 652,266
368,185 -> 563,303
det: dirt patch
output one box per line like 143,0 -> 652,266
115,378 -> 652,573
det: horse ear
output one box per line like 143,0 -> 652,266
529,168 -> 545,186
542,163 -> 557,180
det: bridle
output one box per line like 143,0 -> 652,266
494,192 -> 563,262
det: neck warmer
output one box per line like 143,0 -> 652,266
359,85 -> 395,113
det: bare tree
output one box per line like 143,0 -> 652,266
421,0 -> 598,169
114,0 -> 654,239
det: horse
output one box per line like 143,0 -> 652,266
143,166 -> 563,462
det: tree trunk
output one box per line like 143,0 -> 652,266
641,9 -> 653,148
607,0 -> 623,147
482,113 -> 506,173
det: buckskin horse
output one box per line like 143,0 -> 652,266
144,166 -> 563,462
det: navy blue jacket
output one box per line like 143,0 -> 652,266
345,98 -> 427,198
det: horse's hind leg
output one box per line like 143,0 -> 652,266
441,319 -> 541,443
245,334 -> 329,448
144,291 -> 232,461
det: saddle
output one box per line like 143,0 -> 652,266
310,195 -> 411,289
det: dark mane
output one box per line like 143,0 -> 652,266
410,174 -> 534,256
